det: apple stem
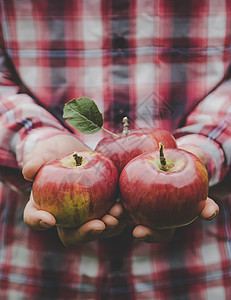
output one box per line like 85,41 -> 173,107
122,117 -> 130,136
73,152 -> 83,166
159,143 -> 167,171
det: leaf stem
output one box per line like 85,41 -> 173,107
102,127 -> 120,138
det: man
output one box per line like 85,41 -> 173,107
0,0 -> 230,299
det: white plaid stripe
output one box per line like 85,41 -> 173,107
206,286 -> 226,300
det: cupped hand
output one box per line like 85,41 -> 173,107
22,134 -> 89,181
57,202 -> 129,246
22,134 -> 129,246
132,196 -> 219,243
178,144 -> 208,166
24,193 -> 128,246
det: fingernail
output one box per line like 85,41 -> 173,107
39,220 -> 52,228
136,235 -> 150,242
90,229 -> 104,238
207,211 -> 218,220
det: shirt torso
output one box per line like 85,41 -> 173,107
1,0 -> 230,135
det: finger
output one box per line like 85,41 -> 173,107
100,214 -> 128,239
24,196 -> 56,230
101,214 -> 119,229
108,202 -> 130,224
22,154 -> 46,181
108,203 -> 125,218
200,197 -> 219,220
133,225 -> 175,243
96,203 -> 129,239
57,220 -> 106,247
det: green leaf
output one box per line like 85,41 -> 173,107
63,97 -> 104,134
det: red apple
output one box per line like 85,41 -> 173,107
32,150 -> 119,228
95,126 -> 177,174
119,147 -> 208,229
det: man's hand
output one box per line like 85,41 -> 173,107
22,134 -> 88,181
178,144 -> 208,166
24,193 -> 128,246
22,134 -> 129,246
132,144 -> 219,243
132,197 -> 219,243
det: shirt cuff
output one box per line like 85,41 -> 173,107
176,134 -> 225,186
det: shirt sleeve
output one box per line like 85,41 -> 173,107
174,74 -> 231,187
0,92 -> 73,169
0,51 -> 72,170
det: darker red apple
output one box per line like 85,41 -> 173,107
33,150 -> 119,228
119,147 -> 208,229
95,126 -> 177,174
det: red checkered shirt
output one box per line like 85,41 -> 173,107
0,0 -> 231,299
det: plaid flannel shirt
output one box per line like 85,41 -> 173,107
0,0 -> 231,299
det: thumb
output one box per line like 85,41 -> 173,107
22,134 -> 88,181
200,197 -> 219,220
22,153 -> 46,181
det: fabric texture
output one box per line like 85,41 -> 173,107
0,0 -> 231,299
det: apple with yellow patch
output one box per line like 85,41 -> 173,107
32,150 -> 119,228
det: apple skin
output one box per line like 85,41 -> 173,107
119,149 -> 208,229
95,128 -> 177,174
33,150 -> 119,228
